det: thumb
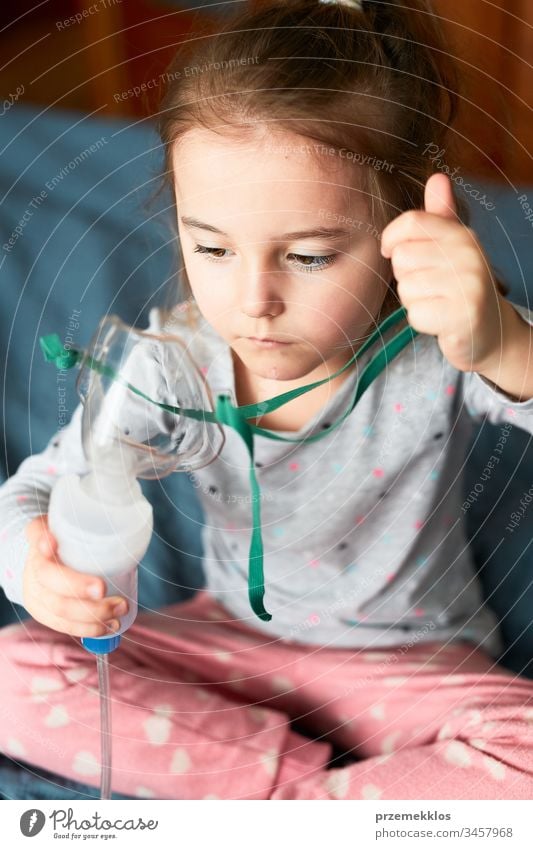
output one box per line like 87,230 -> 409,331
424,172 -> 459,220
39,532 -> 57,558
26,515 -> 57,557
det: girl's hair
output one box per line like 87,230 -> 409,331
156,0 -> 507,321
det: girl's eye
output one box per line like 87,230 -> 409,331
287,253 -> 337,273
192,244 -> 337,273
193,245 -> 228,261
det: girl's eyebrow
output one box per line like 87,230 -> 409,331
180,215 -> 352,241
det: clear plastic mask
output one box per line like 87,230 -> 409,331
76,315 -> 225,479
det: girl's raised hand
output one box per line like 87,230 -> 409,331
22,515 -> 128,638
381,172 -> 513,376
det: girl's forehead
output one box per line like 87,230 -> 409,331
172,127 -> 367,213
175,127 -> 349,168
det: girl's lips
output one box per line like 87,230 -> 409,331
247,337 -> 291,347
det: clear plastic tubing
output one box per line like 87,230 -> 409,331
96,654 -> 112,800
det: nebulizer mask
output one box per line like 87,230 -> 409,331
39,304 -> 417,798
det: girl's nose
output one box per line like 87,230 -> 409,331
239,266 -> 284,319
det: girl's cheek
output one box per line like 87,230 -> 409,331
193,290 -> 232,328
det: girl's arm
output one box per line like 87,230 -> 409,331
0,402 -> 90,608
462,302 -> 533,431
467,299 -> 533,402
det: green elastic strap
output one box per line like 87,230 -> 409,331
39,307 -> 418,622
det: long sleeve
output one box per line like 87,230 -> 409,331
0,402 -> 89,608
462,301 -> 533,433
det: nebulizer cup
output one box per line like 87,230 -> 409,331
46,315 -> 225,798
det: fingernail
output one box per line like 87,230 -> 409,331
112,601 -> 127,617
106,619 -> 120,632
88,584 -> 103,600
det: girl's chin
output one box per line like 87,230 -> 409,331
243,356 -> 320,384
233,340 -> 328,382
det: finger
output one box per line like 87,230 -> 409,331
38,609 -> 121,639
26,515 -> 57,557
381,209 -> 460,258
39,532 -> 57,559
43,589 -> 128,627
390,239 -> 458,276
395,257 -> 476,307
397,270 -> 449,304
398,262 -> 483,303
403,297 -> 452,336
36,553 -> 107,602
26,516 -> 57,558
424,172 -> 459,220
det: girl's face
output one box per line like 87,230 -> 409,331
173,128 -> 391,385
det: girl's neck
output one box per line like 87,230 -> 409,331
231,348 -> 357,433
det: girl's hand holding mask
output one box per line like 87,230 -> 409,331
381,173 -> 533,400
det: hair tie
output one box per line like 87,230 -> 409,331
318,0 -> 365,10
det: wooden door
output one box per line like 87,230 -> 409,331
431,0 -> 533,182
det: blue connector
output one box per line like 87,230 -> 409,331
81,635 -> 122,654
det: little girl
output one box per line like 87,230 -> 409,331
1,0 -> 533,800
